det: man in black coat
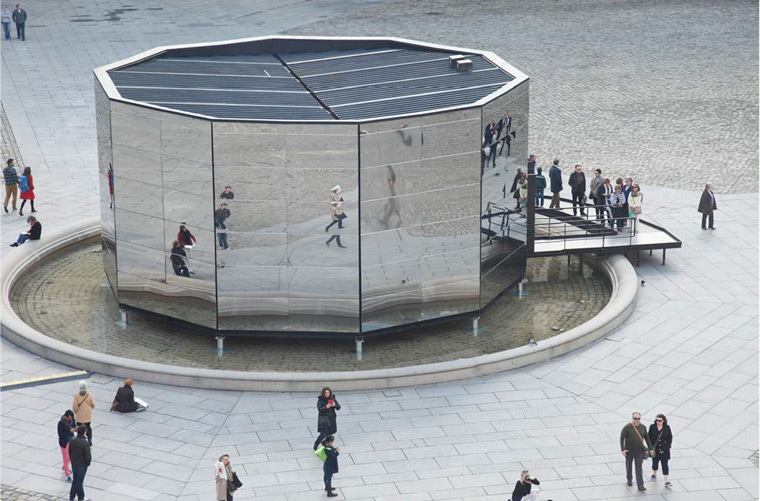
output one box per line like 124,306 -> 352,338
69,424 -> 92,501
11,3 -> 24,40
548,159 -> 562,208
698,182 -> 717,230
568,164 -> 587,216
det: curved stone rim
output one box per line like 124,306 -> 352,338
1,217 -> 637,391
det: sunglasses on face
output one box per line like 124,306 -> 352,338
656,419 -> 663,422
633,417 -> 641,420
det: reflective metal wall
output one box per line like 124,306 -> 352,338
213,123 -> 360,332
96,81 -> 117,295
359,109 -> 481,332
480,82 -> 530,306
110,102 -> 217,328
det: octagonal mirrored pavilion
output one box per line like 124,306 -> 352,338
94,36 -> 530,336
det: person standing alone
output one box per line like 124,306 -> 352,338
11,3 -> 25,40
620,412 -> 653,492
313,387 -> 341,450
698,182 -> 717,230
72,381 -> 95,445
68,424 -> 91,501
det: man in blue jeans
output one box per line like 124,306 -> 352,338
11,3 -> 25,41
215,203 -> 231,250
68,424 -> 91,501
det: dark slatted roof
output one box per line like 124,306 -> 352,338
107,46 -> 514,121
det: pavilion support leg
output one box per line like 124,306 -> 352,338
472,316 -> 479,333
649,249 -> 653,256
662,249 -> 666,266
579,254 -> 583,274
636,250 -> 640,267
355,336 -> 364,361
216,334 -> 224,357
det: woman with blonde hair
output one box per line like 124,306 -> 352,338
215,453 -> 241,500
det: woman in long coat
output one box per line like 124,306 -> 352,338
72,381 -> 95,445
313,387 -> 341,450
649,414 -> 673,488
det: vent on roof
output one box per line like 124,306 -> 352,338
448,54 -> 467,68
456,59 -> 473,72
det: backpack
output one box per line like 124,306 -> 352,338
314,445 -> 327,462
19,175 -> 29,192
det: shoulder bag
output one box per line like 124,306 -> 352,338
632,424 -> 649,451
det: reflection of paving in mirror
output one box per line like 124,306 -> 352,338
10,240 -> 610,371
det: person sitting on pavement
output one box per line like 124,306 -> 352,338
9,215 -> 40,247
511,470 -> 540,501
110,378 -> 147,413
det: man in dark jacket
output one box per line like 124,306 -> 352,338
698,182 -> 717,230
11,3 -> 24,40
620,412 -> 653,492
57,410 -> 76,482
509,168 -> 523,209
568,164 -> 587,216
215,203 -> 231,250
112,379 -> 146,413
69,424 -> 92,501
9,215 -> 40,247
548,159 -> 562,208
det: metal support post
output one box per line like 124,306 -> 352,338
636,250 -> 640,266
472,316 -> 479,332
115,308 -> 128,327
355,336 -> 364,361
579,254 -> 583,273
216,334 -> 224,356
662,249 -> 666,266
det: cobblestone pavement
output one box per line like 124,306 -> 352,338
1,485 -> 62,501
9,243 -> 610,371
1,1 -> 758,500
284,0 -> 759,194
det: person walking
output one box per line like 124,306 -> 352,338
72,381 -> 95,445
1,5 -> 11,40
9,215 -> 41,247
11,3 -> 24,40
57,410 -> 77,482
111,379 -> 147,413
511,470 -> 540,501
68,424 -> 91,501
589,169 -> 603,219
534,167 -> 546,207
568,164 -> 587,216
215,203 -> 231,250
313,387 -> 341,450
620,412 -> 653,492
609,185 -> 626,231
698,182 -> 717,230
3,158 -> 19,213
649,413 -> 673,488
18,166 -> 35,216
509,168 -> 523,210
628,184 -> 643,234
318,435 -> 340,497
325,202 -> 347,248
548,159 -> 562,209
214,453 -> 240,501
220,186 -> 235,199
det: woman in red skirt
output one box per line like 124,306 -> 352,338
19,166 -> 35,216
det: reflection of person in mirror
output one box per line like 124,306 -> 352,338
381,166 -> 402,229
325,185 -> 345,232
326,202 -> 347,248
509,168 -> 523,209
107,163 -> 114,209
483,120 -> 497,168
171,241 -> 190,277
215,203 -> 230,250
496,113 -> 513,156
177,224 -> 197,274
220,186 -> 234,199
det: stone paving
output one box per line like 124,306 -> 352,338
8,242 -> 610,371
1,0 -> 758,500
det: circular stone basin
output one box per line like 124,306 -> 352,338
10,238 -> 611,372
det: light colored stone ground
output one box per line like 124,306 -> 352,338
1,1 -> 757,500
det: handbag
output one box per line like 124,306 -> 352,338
633,206 -> 642,215
227,472 -> 242,492
315,445 -> 328,462
337,213 -> 347,220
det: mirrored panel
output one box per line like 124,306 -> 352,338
165,250 -> 216,283
118,272 -> 217,329
360,194 -> 420,233
115,209 -> 165,251
289,200 -> 358,235
361,258 -> 422,332
214,166 -> 284,203
217,265 -> 288,331
360,125 -> 422,168
420,247 -> 480,286
480,245 -> 527,306
161,121 -> 212,162
111,109 -> 161,153
214,232 -> 287,267
162,157 -> 213,198
112,144 -> 161,183
360,162 -> 421,201
421,184 -> 480,225
210,123 -> 286,168
113,176 -> 163,217
116,241 -> 166,281
360,228 -> 422,268
288,234 -> 359,268
421,278 -> 480,320
164,224 -> 216,265
163,187 -> 214,231
420,217 -> 480,256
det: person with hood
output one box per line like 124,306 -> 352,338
111,379 -> 147,413
72,381 -> 95,445
548,159 -> 562,208
313,387 -> 341,450
57,410 -> 77,482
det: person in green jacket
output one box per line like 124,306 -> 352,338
534,167 -> 547,207
620,412 -> 653,492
